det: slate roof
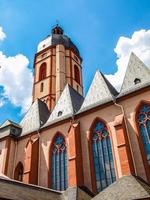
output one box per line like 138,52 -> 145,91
92,175 -> 150,200
0,120 -> 21,139
44,84 -> 84,127
0,177 -> 63,200
79,71 -> 118,113
0,120 -> 21,129
20,99 -> 50,136
0,177 -> 92,200
118,52 -> 150,97
64,186 -> 93,200
37,34 -> 80,57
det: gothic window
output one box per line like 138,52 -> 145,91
137,104 -> 150,165
74,65 -> 80,84
14,162 -> 24,182
51,134 -> 68,191
39,62 -> 47,81
92,121 -> 116,193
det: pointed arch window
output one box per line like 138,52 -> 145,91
39,62 -> 47,81
51,134 -> 68,191
137,104 -> 150,165
14,162 -> 24,182
92,121 -> 116,193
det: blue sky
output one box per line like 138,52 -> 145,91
0,0 -> 150,124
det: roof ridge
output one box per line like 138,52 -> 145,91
67,84 -> 84,114
65,84 -> 74,114
99,71 -> 118,97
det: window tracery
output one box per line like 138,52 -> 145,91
137,104 -> 150,165
92,121 -> 116,192
51,134 -> 68,191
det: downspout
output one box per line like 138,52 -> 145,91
113,98 -> 137,175
37,128 -> 41,186
13,139 -> 18,178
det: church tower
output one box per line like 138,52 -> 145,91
32,25 -> 83,111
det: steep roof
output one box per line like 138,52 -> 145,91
44,84 -> 84,127
79,71 -> 118,113
64,186 -> 94,200
20,99 -> 50,136
92,175 -> 150,200
119,52 -> 150,97
0,177 -> 92,200
0,177 -> 63,200
0,120 -> 21,129
37,34 -> 80,57
0,120 -> 21,139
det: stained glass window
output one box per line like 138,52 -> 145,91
92,121 -> 116,193
51,134 -> 68,191
137,104 -> 150,165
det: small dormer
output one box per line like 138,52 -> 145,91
0,120 -> 21,139
134,78 -> 141,85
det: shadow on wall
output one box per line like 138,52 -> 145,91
126,118 -> 147,181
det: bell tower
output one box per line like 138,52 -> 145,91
32,25 -> 83,111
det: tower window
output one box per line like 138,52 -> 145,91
39,62 -> 47,81
40,82 -> 44,92
14,162 -> 24,182
74,65 -> 80,85
51,134 -> 68,191
91,120 -> 116,193
134,78 -> 141,85
137,104 -> 150,165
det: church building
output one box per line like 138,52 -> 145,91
0,25 -> 150,200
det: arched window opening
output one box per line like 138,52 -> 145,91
40,82 -> 44,92
51,134 -> 68,191
74,65 -> 80,84
137,104 -> 150,165
92,121 -> 116,193
14,162 -> 24,182
39,62 -> 47,81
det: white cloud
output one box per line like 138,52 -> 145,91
0,27 -> 33,113
0,27 -> 6,41
106,29 -> 150,91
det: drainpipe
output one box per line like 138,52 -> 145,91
37,129 -> 41,186
13,139 -> 18,178
113,98 -> 137,175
